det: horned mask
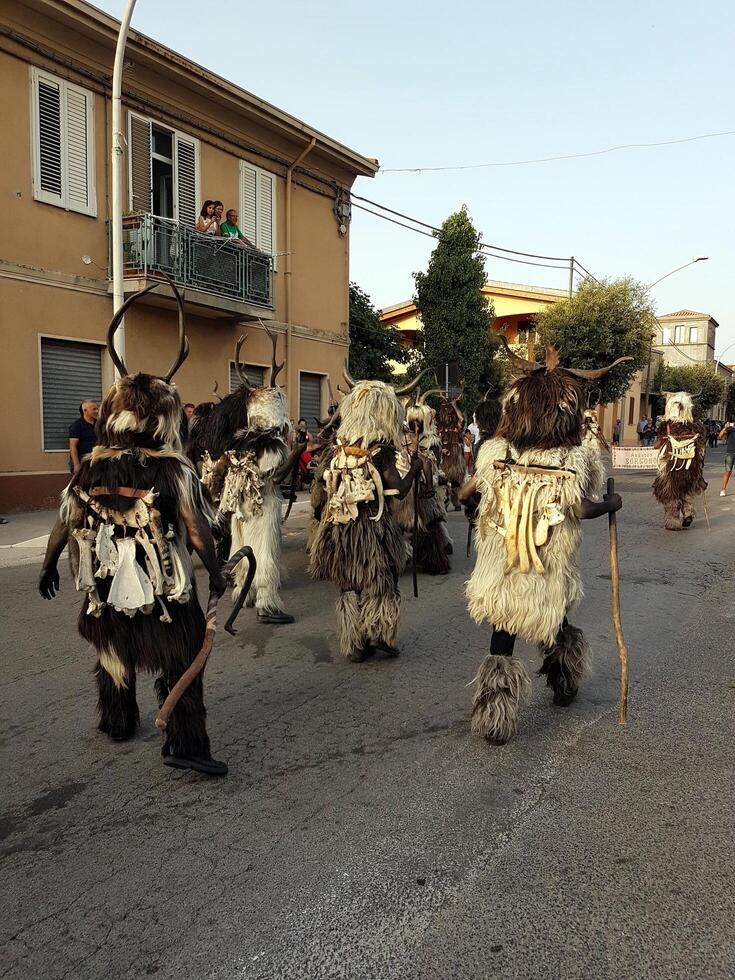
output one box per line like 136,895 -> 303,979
99,274 -> 190,451
338,364 -> 433,447
497,337 -> 633,451
232,323 -> 289,432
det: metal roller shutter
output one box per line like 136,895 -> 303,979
299,373 -> 322,430
41,338 -> 103,451
229,362 -> 265,392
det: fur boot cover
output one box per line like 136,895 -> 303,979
538,621 -> 591,705
471,655 -> 532,744
466,438 -> 599,647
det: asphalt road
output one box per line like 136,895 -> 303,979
2,452 -> 734,980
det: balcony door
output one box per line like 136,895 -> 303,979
127,111 -> 200,227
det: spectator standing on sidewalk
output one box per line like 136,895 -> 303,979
613,418 -> 622,445
637,416 -> 648,444
69,400 -> 98,473
718,420 -> 735,496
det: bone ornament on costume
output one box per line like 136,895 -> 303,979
392,385 -> 453,576
308,366 -> 428,662
652,391 -> 707,530
465,340 -> 625,744
40,274 -> 232,776
186,326 -> 296,624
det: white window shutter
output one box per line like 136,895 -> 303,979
128,111 -> 152,213
31,69 -> 95,216
64,86 -> 94,214
258,169 -> 277,268
174,132 -> 199,227
240,161 -> 258,243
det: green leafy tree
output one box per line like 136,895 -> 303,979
657,362 -> 727,415
536,276 -> 656,404
348,283 -> 408,382
413,206 -> 501,413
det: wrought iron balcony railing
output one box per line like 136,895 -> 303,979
110,213 -> 273,308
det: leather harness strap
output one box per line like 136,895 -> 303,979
89,486 -> 150,498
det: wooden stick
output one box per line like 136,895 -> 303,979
154,546 -> 255,730
607,477 -> 629,725
702,490 -> 711,531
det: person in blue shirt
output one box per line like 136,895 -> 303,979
68,400 -> 98,473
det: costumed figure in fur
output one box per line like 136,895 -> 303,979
652,391 -> 707,530
188,331 -> 305,624
393,387 -> 453,575
435,382 -> 468,511
38,283 -> 231,776
459,340 -> 627,744
308,367 -> 428,662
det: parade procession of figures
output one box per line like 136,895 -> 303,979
37,280 -> 710,778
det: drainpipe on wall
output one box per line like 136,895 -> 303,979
110,0 -> 137,377
285,137 -> 316,414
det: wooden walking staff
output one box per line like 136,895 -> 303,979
155,546 -> 256,732
607,477 -> 629,724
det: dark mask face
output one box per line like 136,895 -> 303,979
496,371 -> 583,451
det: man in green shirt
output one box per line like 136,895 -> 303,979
220,209 -> 255,248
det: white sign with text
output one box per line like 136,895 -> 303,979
611,446 -> 659,470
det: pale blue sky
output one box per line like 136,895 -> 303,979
98,0 -> 735,352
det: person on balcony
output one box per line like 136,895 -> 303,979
220,209 -> 255,248
196,200 -> 219,235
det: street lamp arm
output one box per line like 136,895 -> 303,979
647,256 -> 708,289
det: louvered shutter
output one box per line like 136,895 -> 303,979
64,86 -> 91,212
128,112 -> 152,213
258,169 -> 276,262
299,373 -> 322,427
36,77 -> 63,203
230,362 -> 265,392
240,162 -> 258,244
40,338 -> 103,451
32,69 -> 95,215
174,132 -> 199,227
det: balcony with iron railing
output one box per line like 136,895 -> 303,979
108,213 -> 274,317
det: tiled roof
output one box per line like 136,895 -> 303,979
660,309 -> 711,319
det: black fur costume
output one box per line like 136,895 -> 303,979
39,283 -> 228,775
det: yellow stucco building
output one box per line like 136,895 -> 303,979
0,0 -> 377,511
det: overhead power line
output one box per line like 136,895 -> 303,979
351,195 -> 596,276
379,128 -> 735,174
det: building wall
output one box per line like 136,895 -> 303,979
0,1 -> 373,510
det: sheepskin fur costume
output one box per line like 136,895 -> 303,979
466,436 -> 599,647
652,392 -> 707,529
309,380 -> 407,660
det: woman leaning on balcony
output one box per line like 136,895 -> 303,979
196,200 -> 219,235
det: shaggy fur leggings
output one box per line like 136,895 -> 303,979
336,587 -> 401,658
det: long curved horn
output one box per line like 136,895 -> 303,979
343,362 -> 357,390
233,334 -> 253,389
418,386 -> 444,405
498,335 -> 541,374
394,367 -> 434,397
105,282 -> 161,377
212,380 -> 223,403
260,321 -> 284,386
563,356 -> 634,380
327,377 -> 338,409
689,388 -> 703,399
160,272 -> 190,382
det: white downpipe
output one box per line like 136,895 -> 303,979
110,0 -> 138,376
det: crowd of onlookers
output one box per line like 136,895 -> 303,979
195,200 -> 256,248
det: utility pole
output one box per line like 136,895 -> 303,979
110,0 -> 138,377
568,256 -> 574,298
